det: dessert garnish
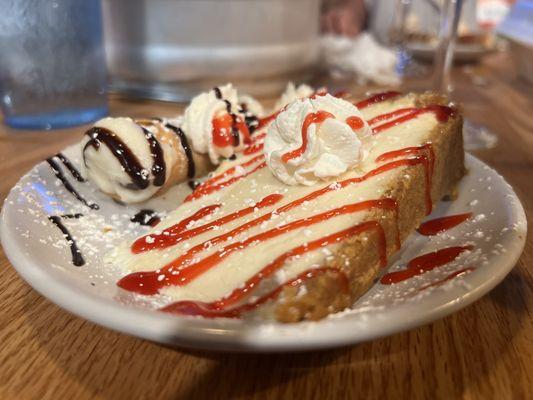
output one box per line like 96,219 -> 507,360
183,84 -> 252,163
264,93 -> 371,186
47,213 -> 85,266
417,213 -> 472,236
380,245 -> 473,284
46,155 -> 99,210
130,210 -> 161,227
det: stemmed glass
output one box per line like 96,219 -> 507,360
432,0 -> 497,149
393,0 -> 497,150
433,0 -> 464,93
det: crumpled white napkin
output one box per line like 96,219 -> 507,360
320,33 -> 401,86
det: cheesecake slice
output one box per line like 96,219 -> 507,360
111,91 -> 464,322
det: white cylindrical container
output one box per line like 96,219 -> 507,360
103,0 -> 321,101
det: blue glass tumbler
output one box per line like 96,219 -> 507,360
0,0 -> 108,130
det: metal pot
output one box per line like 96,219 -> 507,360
102,0 -> 321,101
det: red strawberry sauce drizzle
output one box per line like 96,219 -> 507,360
346,116 -> 364,130
416,267 -> 475,293
184,154 -> 266,202
118,199 -> 396,295
417,213 -> 472,236
281,111 -> 334,163
198,221 -> 383,311
120,147 -> 432,296
132,194 -> 284,253
160,267 -> 349,318
372,105 -> 456,135
144,204 -> 220,240
380,246 -> 474,284
243,142 -> 264,156
134,156 -> 427,257
367,107 -> 418,126
376,144 -> 435,214
256,111 -> 280,130
355,91 -> 402,109
243,132 -> 266,155
212,113 -> 251,148
118,91 -> 468,317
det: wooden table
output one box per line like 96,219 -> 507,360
1,53 -> 532,400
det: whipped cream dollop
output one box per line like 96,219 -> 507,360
182,84 -> 250,164
264,94 -> 371,186
274,82 -> 315,110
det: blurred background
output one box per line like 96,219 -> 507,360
0,0 -> 531,130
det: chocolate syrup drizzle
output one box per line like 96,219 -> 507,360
223,100 -> 232,113
165,123 -> 196,190
213,87 -> 240,147
131,209 -> 160,227
213,87 -> 222,99
46,158 -> 99,210
83,127 -> 149,190
240,103 -> 259,134
60,213 -> 84,219
188,180 -> 201,190
83,124 -> 166,190
140,126 -> 166,187
54,153 -> 86,182
48,214 -> 85,266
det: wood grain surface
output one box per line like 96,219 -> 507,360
0,53 -> 531,400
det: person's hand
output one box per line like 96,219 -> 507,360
321,0 -> 367,37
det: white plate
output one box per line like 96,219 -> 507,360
0,146 -> 527,352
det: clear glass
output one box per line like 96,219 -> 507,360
433,0 -> 464,93
432,0 -> 498,149
391,0 -> 414,77
390,0 -> 413,46
0,0 -> 108,130
389,0 -> 497,150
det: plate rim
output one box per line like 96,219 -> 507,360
1,153 -> 527,352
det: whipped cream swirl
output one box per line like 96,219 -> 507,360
182,84 -> 249,164
264,94 -> 371,186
